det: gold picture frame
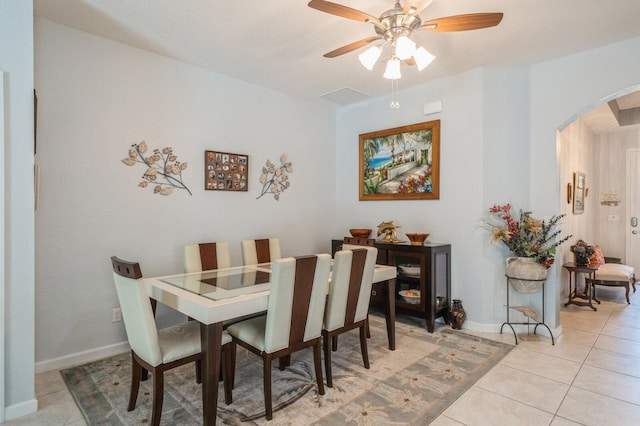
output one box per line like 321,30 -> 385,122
359,120 -> 440,201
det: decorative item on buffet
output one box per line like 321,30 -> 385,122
398,264 -> 420,277
377,220 -> 400,243
399,289 -> 420,304
349,228 -> 372,238
406,233 -> 429,246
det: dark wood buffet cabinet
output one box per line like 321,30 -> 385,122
331,239 -> 451,332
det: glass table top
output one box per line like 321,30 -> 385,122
159,266 -> 272,301
158,261 -> 390,301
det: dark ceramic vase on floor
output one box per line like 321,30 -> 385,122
448,299 -> 466,330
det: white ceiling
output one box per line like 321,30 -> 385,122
34,0 -> 640,117
581,91 -> 640,134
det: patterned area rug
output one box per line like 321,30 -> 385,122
61,314 -> 513,425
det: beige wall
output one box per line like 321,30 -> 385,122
595,126 -> 640,259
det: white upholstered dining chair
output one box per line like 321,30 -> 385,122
184,241 -> 231,272
226,254 -> 331,420
111,256 -> 235,426
323,246 -> 377,387
241,238 -> 281,265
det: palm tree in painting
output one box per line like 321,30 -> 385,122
363,138 -> 382,179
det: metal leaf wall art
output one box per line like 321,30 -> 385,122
257,154 -> 293,201
121,141 -> 192,196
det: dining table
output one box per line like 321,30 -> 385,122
144,261 -> 397,425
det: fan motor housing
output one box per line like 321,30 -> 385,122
375,9 -> 422,42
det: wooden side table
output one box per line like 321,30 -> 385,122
563,262 -> 600,311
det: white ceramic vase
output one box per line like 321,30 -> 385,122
505,256 -> 548,294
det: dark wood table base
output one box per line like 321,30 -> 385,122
200,322 -> 223,426
563,263 -> 599,311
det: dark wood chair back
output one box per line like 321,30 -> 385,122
111,256 -> 143,279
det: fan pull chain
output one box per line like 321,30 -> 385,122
390,79 -> 400,109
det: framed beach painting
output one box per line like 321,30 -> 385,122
573,171 -> 585,214
359,120 -> 440,201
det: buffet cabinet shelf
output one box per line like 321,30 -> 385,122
332,239 -> 451,332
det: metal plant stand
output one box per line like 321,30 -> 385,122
500,275 -> 555,345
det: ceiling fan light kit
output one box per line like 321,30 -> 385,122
395,35 -> 416,60
413,46 -> 435,70
383,57 -> 402,79
308,0 -> 503,101
358,46 -> 382,70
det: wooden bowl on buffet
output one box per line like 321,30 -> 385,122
349,228 -> 372,238
406,233 -> 429,245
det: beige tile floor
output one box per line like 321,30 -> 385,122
6,284 -> 640,425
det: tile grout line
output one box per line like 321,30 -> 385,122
552,290 -> 637,421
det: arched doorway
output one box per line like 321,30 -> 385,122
557,86 -> 640,303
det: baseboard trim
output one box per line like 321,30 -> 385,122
5,398 -> 38,421
35,341 -> 130,374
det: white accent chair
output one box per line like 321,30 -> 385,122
323,247 -> 377,387
241,238 -> 281,265
226,254 -> 331,420
111,256 -> 235,426
184,241 -> 231,272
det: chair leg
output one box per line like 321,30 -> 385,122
151,369 -> 164,426
229,343 -> 237,390
223,344 -> 235,405
195,360 -> 202,384
263,355 -> 273,421
366,313 -> 371,338
323,332 -> 333,388
128,353 -> 142,411
331,335 -> 338,352
625,284 -> 631,304
359,323 -> 370,369
313,341 -> 325,396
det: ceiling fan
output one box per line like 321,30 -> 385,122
308,0 -> 503,76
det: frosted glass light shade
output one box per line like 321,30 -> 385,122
395,36 -> 416,60
383,58 -> 401,79
413,46 -> 435,71
358,45 -> 382,70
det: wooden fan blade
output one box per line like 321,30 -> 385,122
323,36 -> 380,58
308,0 -> 378,23
420,13 -> 503,32
403,0 -> 433,15
404,57 -> 416,66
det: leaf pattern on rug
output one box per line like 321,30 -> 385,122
61,313 -> 513,425
389,388 -> 426,413
343,400 -> 389,426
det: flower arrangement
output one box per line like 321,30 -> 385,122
484,203 -> 572,267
